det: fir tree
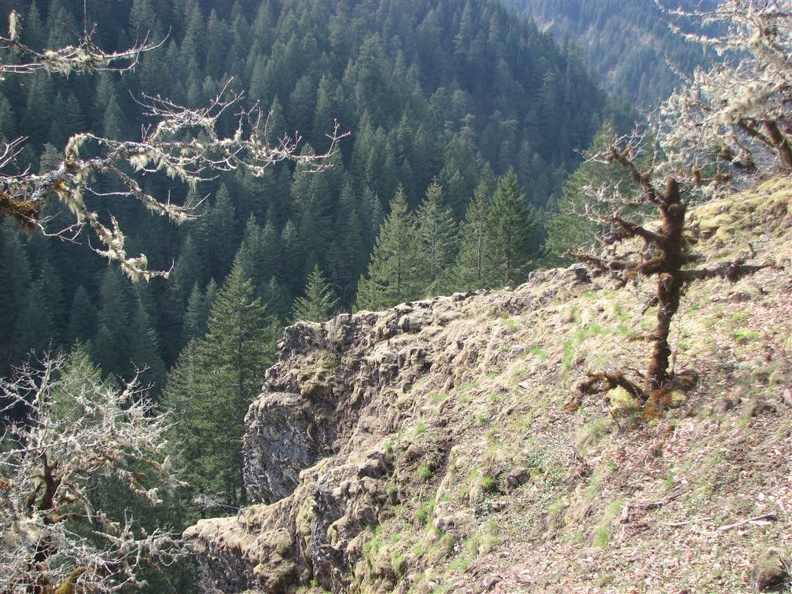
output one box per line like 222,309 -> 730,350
67,286 -> 97,346
292,264 -> 340,322
416,181 -> 458,295
164,262 -> 278,510
484,170 -> 539,286
542,121 -> 632,266
355,186 -> 423,311
454,180 -> 491,290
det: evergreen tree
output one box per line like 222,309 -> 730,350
195,185 -> 238,282
164,262 -> 278,510
182,282 -> 210,344
92,268 -> 133,380
67,286 -> 97,346
128,298 -> 167,393
326,181 -> 368,306
484,170 -> 539,286
415,181 -> 458,295
10,281 -> 57,363
355,186 -> 423,310
0,93 -> 17,141
454,180 -> 491,290
292,264 -> 340,322
542,121 -> 632,266
0,222 -> 32,370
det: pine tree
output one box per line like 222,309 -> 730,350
292,264 -> 340,322
92,268 -> 133,380
454,180 -> 491,290
164,262 -> 278,510
128,298 -> 167,393
484,170 -> 539,287
195,185 -> 238,282
415,181 -> 458,295
182,282 -> 210,344
542,121 -> 631,266
355,186 -> 423,310
0,222 -> 32,370
10,281 -> 57,363
67,286 -> 97,346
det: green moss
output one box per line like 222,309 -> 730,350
482,475 -> 496,492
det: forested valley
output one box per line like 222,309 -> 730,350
0,0 -> 642,590
508,0 -> 718,107
0,0 -> 635,384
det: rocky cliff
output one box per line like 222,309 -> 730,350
185,179 -> 792,594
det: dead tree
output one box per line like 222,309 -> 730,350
570,138 -> 770,411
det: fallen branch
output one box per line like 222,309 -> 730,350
662,517 -> 715,528
717,513 -> 778,532
620,490 -> 686,524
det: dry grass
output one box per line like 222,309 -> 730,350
337,179 -> 792,594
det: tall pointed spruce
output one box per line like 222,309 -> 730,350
355,186 -> 423,311
484,170 -> 539,286
164,261 -> 278,511
292,264 -> 340,322
454,180 -> 491,290
416,181 -> 458,295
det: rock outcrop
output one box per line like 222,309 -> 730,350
185,181 -> 792,594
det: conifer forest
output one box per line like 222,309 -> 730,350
4,0 -> 768,592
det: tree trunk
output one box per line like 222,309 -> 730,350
764,120 -> 792,174
646,273 -> 683,391
645,178 -> 686,392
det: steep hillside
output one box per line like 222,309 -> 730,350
504,0 -> 715,107
0,0 -> 624,386
185,178 -> 792,593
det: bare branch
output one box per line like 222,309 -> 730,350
0,81 -> 348,280
659,0 -> 792,181
0,352 -> 182,592
0,10 -> 349,280
0,9 -> 166,77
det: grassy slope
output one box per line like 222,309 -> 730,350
333,178 -> 792,594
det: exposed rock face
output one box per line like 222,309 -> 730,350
183,267 -> 596,591
183,179 -> 792,594
183,289 -> 510,591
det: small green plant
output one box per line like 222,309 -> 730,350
568,529 -> 584,544
391,551 -> 407,576
415,501 -> 434,526
418,464 -> 433,481
448,554 -> 473,572
415,422 -> 427,435
593,527 -> 609,547
431,391 -> 449,404
529,345 -> 548,360
363,525 -> 384,556
561,339 -> 575,374
476,413 -> 489,425
734,328 -> 761,343
482,475 -> 497,492
595,573 -> 612,587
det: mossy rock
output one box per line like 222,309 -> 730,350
750,548 -> 790,592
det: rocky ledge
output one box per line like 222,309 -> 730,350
185,181 -> 792,594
